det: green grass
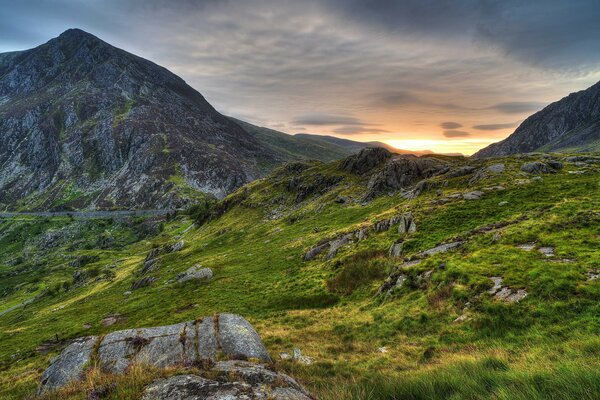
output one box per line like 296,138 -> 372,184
0,153 -> 599,399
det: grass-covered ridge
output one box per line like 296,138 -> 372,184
0,152 -> 599,399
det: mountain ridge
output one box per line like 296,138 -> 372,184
474,81 -> 600,157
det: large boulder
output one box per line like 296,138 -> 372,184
98,321 -> 199,374
218,313 -> 272,362
37,336 -> 97,394
341,147 -> 392,175
38,314 -> 273,394
142,367 -> 311,400
521,161 -> 562,174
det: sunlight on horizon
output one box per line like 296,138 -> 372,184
385,138 -> 497,156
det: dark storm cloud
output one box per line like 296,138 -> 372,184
473,122 -> 518,131
440,122 -> 462,129
490,102 -> 546,114
443,130 -> 471,138
322,0 -> 600,69
292,113 -> 367,126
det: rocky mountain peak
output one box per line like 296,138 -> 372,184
474,80 -> 600,157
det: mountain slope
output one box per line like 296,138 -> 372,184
0,150 -> 598,399
0,29 -> 290,211
229,118 -> 356,162
474,81 -> 600,157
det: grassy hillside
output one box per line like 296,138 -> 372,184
0,152 -> 599,399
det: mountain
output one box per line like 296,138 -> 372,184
0,29 -> 386,212
229,118 -> 359,162
474,81 -> 600,157
294,133 -> 435,155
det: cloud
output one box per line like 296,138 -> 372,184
473,122 -> 518,131
333,126 -> 388,135
371,91 -> 419,107
292,113 -> 367,126
443,130 -> 470,138
490,102 -> 546,114
440,122 -> 462,129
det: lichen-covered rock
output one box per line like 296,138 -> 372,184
141,372 -> 311,400
176,265 -> 213,283
38,314 -> 275,394
388,241 -> 403,257
98,321 -> 197,374
218,313 -> 272,363
38,336 -> 97,394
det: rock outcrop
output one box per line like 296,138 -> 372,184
176,265 -> 213,283
365,156 -> 448,200
341,147 -> 392,175
37,314 -> 275,394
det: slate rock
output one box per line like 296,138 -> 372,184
218,313 -> 272,363
38,336 -> 98,394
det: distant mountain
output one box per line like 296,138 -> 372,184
294,134 -> 436,156
0,29 -> 369,211
229,119 -> 356,162
474,81 -> 600,158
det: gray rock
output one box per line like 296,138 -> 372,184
196,316 -> 218,362
520,161 -> 561,174
302,242 -> 329,261
131,276 -> 157,290
170,240 -> 185,252
448,165 -> 476,177
218,314 -> 272,363
355,228 -> 368,241
416,241 -> 465,258
487,163 -> 505,173
98,321 -> 196,374
397,212 -> 417,234
142,372 -> 311,400
538,247 -> 554,257
365,156 -> 448,200
140,258 -> 159,276
341,147 -> 392,175
213,360 -> 308,394
38,336 -> 98,394
327,233 -> 353,259
463,191 -> 484,200
388,241 -> 403,257
176,265 -> 213,283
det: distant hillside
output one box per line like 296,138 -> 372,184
474,81 -> 600,157
229,118 -> 356,162
294,133 -> 435,156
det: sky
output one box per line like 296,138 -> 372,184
1,0 -> 600,155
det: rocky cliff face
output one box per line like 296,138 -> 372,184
0,29 -> 279,210
474,81 -> 600,158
